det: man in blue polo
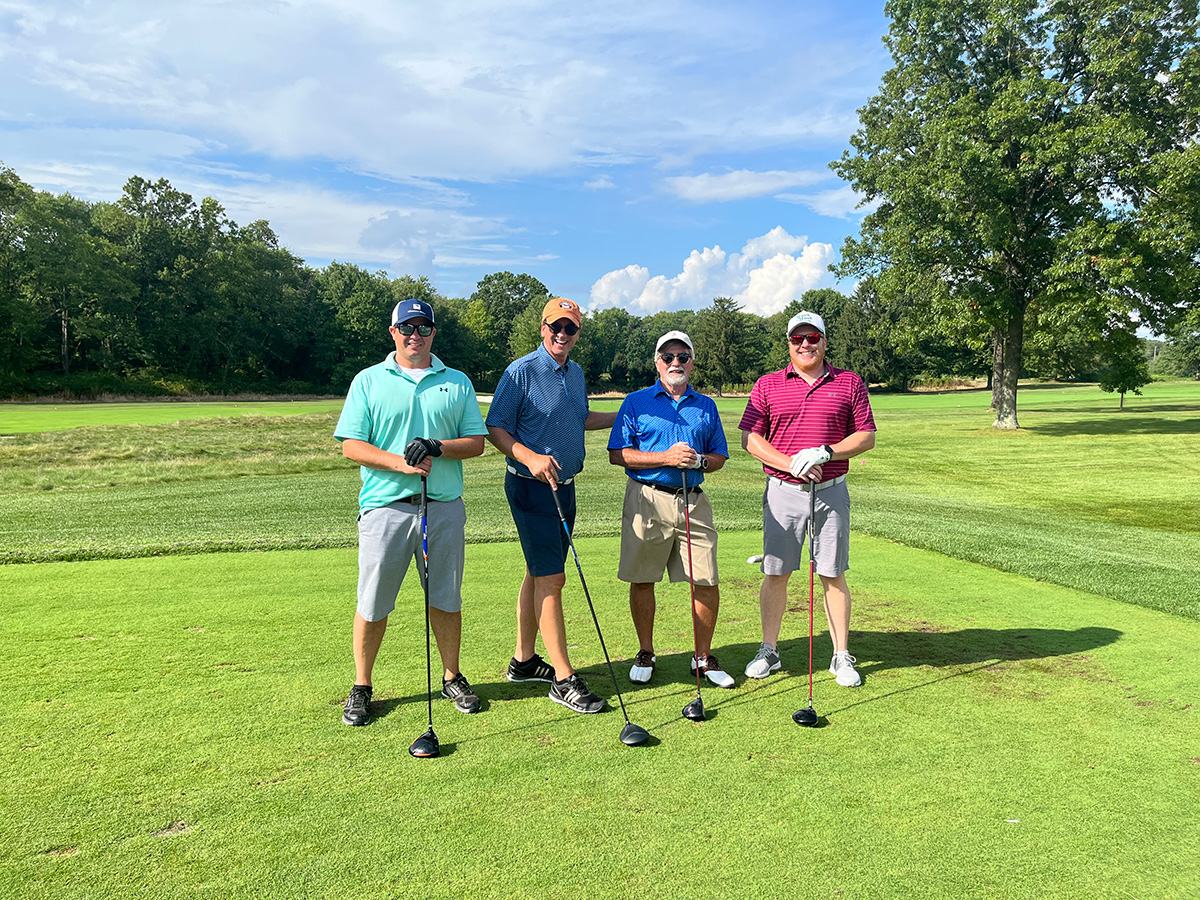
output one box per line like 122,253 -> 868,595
486,297 -> 618,715
607,331 -> 734,688
335,299 -> 487,727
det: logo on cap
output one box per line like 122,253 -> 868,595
559,301 -> 573,309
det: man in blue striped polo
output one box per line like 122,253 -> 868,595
485,297 -> 618,715
608,331 -> 734,688
335,299 -> 488,727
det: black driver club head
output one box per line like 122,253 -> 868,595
792,705 -> 818,727
409,728 -> 440,758
619,721 -> 651,746
682,696 -> 706,722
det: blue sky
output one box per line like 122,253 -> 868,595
1,1 -> 893,315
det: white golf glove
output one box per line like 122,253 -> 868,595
688,453 -> 703,469
789,445 -> 833,477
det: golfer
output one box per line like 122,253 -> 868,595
607,331 -> 734,688
738,310 -> 876,687
486,297 -> 618,714
335,299 -> 487,727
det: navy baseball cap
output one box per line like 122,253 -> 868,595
391,299 -> 436,326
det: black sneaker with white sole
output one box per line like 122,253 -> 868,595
343,684 -> 372,726
507,653 -> 555,683
441,673 -> 482,713
549,674 -> 606,714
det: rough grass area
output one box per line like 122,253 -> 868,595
2,535 -> 1197,900
2,384 -> 1197,619
0,399 -> 344,434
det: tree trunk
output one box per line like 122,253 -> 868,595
60,304 -> 70,376
992,314 -> 1022,429
990,327 -> 1003,409
1119,391 -> 1125,409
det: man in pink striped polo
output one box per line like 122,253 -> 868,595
737,310 -> 877,687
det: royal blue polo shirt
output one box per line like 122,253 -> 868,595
607,381 -> 729,489
486,343 -> 590,480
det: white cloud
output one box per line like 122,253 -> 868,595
666,169 -> 829,202
776,184 -> 876,219
584,174 -> 615,190
590,226 -> 834,316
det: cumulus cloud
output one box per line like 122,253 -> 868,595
665,169 -> 829,202
590,226 -> 833,316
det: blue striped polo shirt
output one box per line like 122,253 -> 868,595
485,343 -> 590,480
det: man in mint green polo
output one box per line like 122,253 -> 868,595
334,299 -> 487,727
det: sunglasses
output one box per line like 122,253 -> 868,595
659,352 -> 692,365
394,323 -> 434,336
789,332 -> 823,346
544,320 -> 580,336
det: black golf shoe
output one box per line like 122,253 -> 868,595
342,684 -> 372,726
549,673 -> 606,714
506,653 -> 555,683
441,673 -> 482,713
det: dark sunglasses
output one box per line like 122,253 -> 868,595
789,332 -> 823,346
544,320 -> 579,336
659,352 -> 692,365
394,323 -> 434,336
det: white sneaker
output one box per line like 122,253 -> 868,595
744,643 -> 781,679
830,651 -> 861,687
691,655 -> 736,689
629,650 -> 656,684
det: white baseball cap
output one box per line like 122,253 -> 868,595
787,310 -> 825,337
655,330 -> 694,357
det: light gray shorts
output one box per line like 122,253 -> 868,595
357,497 -> 467,620
761,477 -> 851,578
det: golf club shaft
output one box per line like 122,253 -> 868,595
421,476 -> 433,729
808,479 -> 816,706
550,486 -> 634,723
681,468 -> 703,702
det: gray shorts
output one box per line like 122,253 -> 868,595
761,477 -> 851,578
357,497 -> 467,620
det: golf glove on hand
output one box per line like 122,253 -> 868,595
688,452 -> 703,469
404,437 -> 443,466
790,444 -> 833,477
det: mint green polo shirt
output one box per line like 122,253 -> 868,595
335,353 -> 487,511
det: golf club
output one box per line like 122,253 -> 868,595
409,475 -> 441,758
549,485 -> 650,747
680,467 -> 705,722
792,477 -> 819,727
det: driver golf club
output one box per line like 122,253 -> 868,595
680,467 -> 705,723
409,476 -> 441,758
792,477 -> 819,728
550,485 -> 650,747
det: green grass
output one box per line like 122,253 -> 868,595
0,399 -> 344,434
2,384 -> 1197,618
2,535 -> 1197,899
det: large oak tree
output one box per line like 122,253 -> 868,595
834,0 -> 1200,427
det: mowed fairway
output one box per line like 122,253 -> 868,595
1,383 -> 1198,899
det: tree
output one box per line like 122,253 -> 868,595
835,0 -> 1200,428
1099,329 -> 1152,407
691,297 -> 753,395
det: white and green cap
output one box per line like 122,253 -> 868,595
655,330 -> 695,357
787,310 -> 825,337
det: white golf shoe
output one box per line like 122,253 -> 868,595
829,651 -> 862,687
744,643 -> 781,679
691,654 -> 736,688
629,650 -> 656,684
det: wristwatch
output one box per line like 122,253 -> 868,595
699,455 -> 709,470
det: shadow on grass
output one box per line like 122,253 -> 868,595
1025,415 -> 1200,436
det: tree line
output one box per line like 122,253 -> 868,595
2,164 -> 1194,403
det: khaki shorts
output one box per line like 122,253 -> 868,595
618,479 -> 718,586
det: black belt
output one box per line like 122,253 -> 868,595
399,495 -> 441,505
639,481 -> 701,495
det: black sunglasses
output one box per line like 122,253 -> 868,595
789,332 -> 822,346
659,352 -> 692,364
544,320 -> 579,336
394,323 -> 434,336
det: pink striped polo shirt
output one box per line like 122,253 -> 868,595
738,362 -> 876,484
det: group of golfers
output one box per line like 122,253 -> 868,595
334,296 -> 876,727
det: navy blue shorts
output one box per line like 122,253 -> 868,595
505,471 -> 575,577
